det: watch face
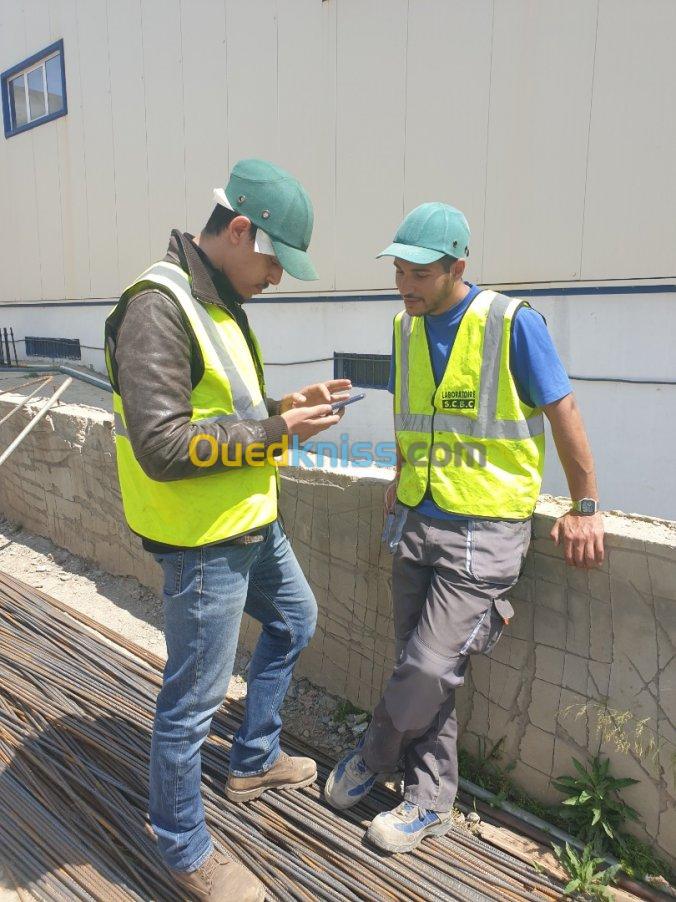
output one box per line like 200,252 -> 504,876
580,499 -> 596,515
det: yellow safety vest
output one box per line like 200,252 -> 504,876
394,290 -> 545,520
105,261 -> 277,546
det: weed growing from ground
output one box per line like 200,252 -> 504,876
552,754 -> 639,851
552,843 -> 620,899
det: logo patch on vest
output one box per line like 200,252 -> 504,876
441,389 -> 476,410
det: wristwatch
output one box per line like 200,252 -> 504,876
572,498 -> 599,515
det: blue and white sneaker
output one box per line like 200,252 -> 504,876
366,801 -> 453,852
324,738 -> 378,810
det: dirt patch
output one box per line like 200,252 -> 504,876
0,516 -> 165,658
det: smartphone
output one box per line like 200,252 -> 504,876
331,391 -> 366,412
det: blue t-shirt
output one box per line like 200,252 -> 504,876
388,283 -> 571,521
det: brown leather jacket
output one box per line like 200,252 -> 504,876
105,231 -> 287,551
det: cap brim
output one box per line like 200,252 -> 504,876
376,243 -> 445,264
271,238 -> 318,281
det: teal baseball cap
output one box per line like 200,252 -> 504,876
220,158 -> 318,280
377,202 -> 470,264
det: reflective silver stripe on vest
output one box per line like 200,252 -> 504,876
478,292 -> 511,429
397,291 -> 544,440
147,263 -> 269,422
398,312 -> 414,416
394,411 -> 542,439
394,412 -> 432,434
435,411 -> 542,439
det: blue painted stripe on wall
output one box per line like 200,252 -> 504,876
249,283 -> 676,303
0,282 -> 674,308
504,283 -> 676,298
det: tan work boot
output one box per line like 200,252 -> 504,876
168,850 -> 265,901
225,751 -> 317,803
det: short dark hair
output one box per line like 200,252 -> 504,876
438,254 -> 459,272
203,204 -> 257,239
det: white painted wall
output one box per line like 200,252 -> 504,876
0,1 -> 674,518
2,0 -> 676,300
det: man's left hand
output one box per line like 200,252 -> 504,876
550,511 -> 605,569
280,379 -> 352,412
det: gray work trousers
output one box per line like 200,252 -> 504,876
362,509 -> 531,812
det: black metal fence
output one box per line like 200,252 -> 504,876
24,336 -> 82,361
333,352 -> 391,389
0,330 -> 85,366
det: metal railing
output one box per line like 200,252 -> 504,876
0,328 -> 19,367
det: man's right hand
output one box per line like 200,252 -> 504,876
281,404 -> 341,442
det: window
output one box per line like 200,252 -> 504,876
2,40 -> 67,138
25,336 -> 81,361
334,353 -> 391,389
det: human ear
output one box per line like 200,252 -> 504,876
229,215 -> 253,245
453,259 -> 466,280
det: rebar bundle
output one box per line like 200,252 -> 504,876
0,570 -> 564,901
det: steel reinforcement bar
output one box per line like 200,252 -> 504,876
0,571 -> 565,901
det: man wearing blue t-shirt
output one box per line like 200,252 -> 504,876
326,202 -> 604,854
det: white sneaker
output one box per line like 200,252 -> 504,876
324,738 -> 377,810
367,801 -> 453,852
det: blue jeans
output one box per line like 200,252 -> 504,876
148,520 -> 317,872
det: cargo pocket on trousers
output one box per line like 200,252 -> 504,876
483,597 -> 515,655
460,597 -> 515,657
467,519 -> 531,587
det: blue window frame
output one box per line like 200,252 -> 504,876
2,39 -> 67,138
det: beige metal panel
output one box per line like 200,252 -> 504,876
140,0 -> 187,261
276,0 -> 336,293
48,0 -> 93,300
403,0 -> 493,285
225,0 -> 279,167
482,0 -> 597,284
0,132 -> 14,302
179,0 -> 229,237
581,0 -> 676,280
0,1 -> 43,304
108,0 -> 151,287
72,0 -> 119,298
224,0 -> 286,296
0,1 -> 23,303
22,0 -> 66,301
335,0 -> 408,291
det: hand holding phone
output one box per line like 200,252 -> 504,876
331,392 -> 366,412
281,404 -> 341,441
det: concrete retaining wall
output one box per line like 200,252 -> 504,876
0,390 -> 674,863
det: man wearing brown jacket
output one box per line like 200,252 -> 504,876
105,159 -> 348,900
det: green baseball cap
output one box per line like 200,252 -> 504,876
223,158 -> 318,280
377,202 -> 470,264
